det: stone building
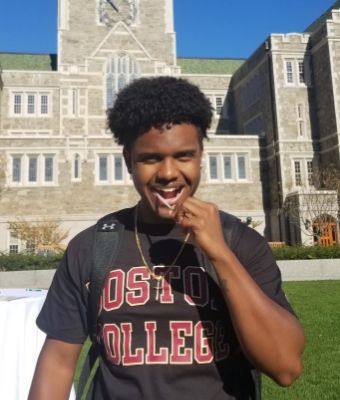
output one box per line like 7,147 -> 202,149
0,0 -> 339,253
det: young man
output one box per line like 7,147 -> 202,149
29,77 -> 304,400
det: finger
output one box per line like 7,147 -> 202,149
176,198 -> 205,219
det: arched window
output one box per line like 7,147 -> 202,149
106,54 -> 139,109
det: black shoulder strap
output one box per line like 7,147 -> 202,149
89,213 -> 124,340
206,211 -> 261,400
77,213 -> 124,400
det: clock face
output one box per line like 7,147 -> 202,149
99,0 -> 137,26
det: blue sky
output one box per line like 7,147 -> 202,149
0,0 -> 337,58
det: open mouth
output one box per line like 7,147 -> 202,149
152,187 -> 184,208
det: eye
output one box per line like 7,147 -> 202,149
176,151 -> 196,161
138,154 -> 162,164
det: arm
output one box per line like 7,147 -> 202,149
172,198 -> 305,387
28,337 -> 82,400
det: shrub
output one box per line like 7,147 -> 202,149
0,245 -> 339,271
0,253 -> 62,271
272,245 -> 340,260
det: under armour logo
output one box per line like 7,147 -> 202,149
101,223 -> 116,231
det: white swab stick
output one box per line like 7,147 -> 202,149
155,192 -> 174,209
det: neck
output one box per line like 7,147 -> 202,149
136,202 -> 175,226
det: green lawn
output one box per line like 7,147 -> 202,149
263,281 -> 340,400
76,281 -> 340,399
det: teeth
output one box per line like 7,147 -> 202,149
160,188 -> 177,192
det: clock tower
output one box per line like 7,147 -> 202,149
58,0 -> 178,73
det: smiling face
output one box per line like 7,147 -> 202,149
124,123 -> 203,223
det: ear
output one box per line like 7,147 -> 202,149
123,148 -> 132,174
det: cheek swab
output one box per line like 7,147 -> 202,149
155,192 -> 174,209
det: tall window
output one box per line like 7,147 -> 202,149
114,156 -> 123,181
14,94 -> 22,114
294,161 -> 302,186
298,61 -> 305,84
307,161 -> 313,186
27,94 -> 35,114
237,156 -> 247,180
40,94 -> 49,114
297,103 -> 305,137
106,54 -> 139,109
208,155 -> 218,180
44,156 -> 54,182
12,157 -> 22,182
28,157 -> 38,182
9,233 -> 20,254
73,154 -> 81,181
223,156 -> 232,180
99,156 -> 108,181
285,60 -> 294,84
72,89 -> 78,116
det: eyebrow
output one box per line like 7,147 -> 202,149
136,149 -> 199,159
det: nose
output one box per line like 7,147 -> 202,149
156,157 -> 179,182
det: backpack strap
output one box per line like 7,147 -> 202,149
206,211 -> 261,400
89,213 -> 124,340
77,213 -> 124,400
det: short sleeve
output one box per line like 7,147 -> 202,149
233,226 -> 295,315
36,226 -> 95,344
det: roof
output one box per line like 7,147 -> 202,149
0,53 -> 57,71
0,53 -> 245,76
177,57 -> 245,75
304,0 -> 340,33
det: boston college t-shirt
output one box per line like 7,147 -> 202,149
37,207 -> 294,399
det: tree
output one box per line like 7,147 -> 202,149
316,165 -> 340,195
8,219 -> 69,254
282,167 -> 339,245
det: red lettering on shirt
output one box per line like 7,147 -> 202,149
170,321 -> 193,364
145,321 -> 168,364
153,266 -> 180,303
103,323 -> 121,364
126,266 -> 150,306
102,320 -> 229,366
194,321 -> 214,364
103,270 -> 124,311
121,322 -> 144,365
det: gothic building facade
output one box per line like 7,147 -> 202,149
0,0 -> 339,253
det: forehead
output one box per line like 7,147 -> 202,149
131,123 -> 203,153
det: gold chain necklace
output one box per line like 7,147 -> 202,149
134,204 -> 190,300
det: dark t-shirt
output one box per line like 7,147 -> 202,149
37,207 -> 294,399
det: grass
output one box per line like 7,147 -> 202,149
263,281 -> 340,399
75,281 -> 340,399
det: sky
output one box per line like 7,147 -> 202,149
0,0 -> 337,59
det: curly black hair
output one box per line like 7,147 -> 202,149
107,76 -> 213,149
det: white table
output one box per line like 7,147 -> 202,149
0,288 -> 75,400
